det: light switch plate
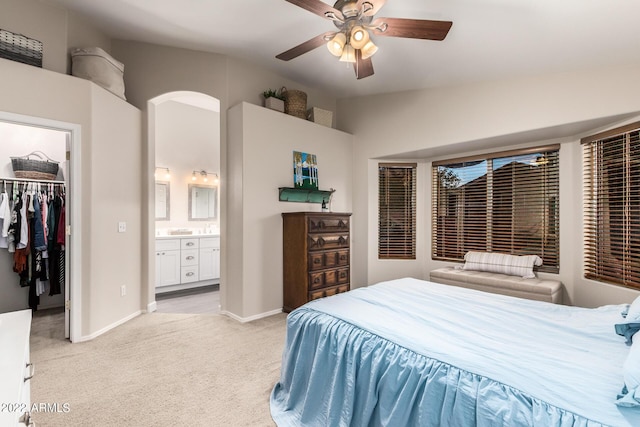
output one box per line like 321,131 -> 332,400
118,222 -> 126,233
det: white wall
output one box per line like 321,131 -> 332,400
0,0 -> 68,73
88,84 -> 142,334
227,102 -> 353,319
155,100 -> 220,230
338,64 -> 640,308
0,0 -> 113,75
0,57 -> 142,339
110,39 -> 342,315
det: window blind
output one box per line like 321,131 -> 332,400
379,163 -> 416,259
432,146 -> 560,272
582,122 -> 640,289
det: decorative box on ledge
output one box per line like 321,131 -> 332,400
279,187 -> 334,204
307,107 -> 333,128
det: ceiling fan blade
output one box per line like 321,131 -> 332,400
285,0 -> 344,21
357,0 -> 386,16
354,50 -> 374,79
276,32 -> 335,61
371,17 -> 452,40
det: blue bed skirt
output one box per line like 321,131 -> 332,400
270,278 -> 640,427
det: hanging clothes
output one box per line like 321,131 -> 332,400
17,191 -> 28,249
1,179 -> 66,310
48,193 -> 64,296
13,193 -> 29,277
32,195 -> 47,251
0,191 -> 8,248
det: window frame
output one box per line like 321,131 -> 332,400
431,145 -> 560,273
582,121 -> 640,290
378,162 -> 417,260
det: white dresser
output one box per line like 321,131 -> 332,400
155,235 -> 220,293
0,310 -> 33,427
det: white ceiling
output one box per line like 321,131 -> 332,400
49,0 -> 640,99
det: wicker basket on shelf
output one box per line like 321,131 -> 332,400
11,151 -> 59,180
281,87 -> 307,119
0,28 -> 43,67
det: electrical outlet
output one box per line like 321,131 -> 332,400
120,285 -> 126,297
118,222 -> 126,233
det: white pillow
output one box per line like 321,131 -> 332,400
463,251 -> 543,279
616,333 -> 640,407
626,295 -> 640,321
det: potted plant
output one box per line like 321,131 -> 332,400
263,88 -> 285,112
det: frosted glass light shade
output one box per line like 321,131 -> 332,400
360,40 -> 378,59
350,26 -> 370,49
339,45 -> 356,63
327,33 -> 346,57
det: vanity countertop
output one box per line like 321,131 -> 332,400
156,233 -> 220,240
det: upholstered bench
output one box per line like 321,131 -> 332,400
429,266 -> 563,304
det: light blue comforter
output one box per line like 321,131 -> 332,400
270,277 -> 640,426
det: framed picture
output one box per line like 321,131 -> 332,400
293,151 -> 318,190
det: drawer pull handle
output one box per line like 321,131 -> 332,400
186,272 -> 195,277
314,277 -> 320,283
313,258 -> 321,264
24,362 -> 35,382
186,256 -> 195,260
186,242 -> 195,246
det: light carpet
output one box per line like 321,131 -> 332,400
29,310 -> 287,426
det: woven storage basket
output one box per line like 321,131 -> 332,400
11,151 -> 59,180
0,28 -> 43,67
281,87 -> 307,119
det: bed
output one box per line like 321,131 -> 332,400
270,277 -> 640,426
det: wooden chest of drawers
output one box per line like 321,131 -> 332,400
282,212 -> 351,312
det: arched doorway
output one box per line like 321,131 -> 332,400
144,91 -> 222,314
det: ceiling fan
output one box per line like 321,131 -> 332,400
276,0 -> 453,79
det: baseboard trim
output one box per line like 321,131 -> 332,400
146,301 -> 157,313
220,308 -> 283,323
74,310 -> 142,343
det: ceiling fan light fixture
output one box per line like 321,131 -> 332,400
360,40 -> 378,59
339,44 -> 356,63
327,32 -> 346,56
350,26 -> 369,49
341,2 -> 360,18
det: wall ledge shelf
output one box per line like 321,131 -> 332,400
278,187 -> 334,204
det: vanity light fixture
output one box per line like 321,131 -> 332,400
192,170 -> 219,184
155,167 -> 171,180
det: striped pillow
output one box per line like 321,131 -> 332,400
463,251 -> 543,279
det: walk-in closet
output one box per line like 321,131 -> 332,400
0,120 -> 69,339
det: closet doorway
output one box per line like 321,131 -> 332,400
146,92 -> 222,315
0,112 -> 81,342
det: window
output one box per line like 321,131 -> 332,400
378,163 -> 416,259
582,122 -> 640,289
432,146 -> 560,272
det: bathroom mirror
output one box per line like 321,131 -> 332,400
188,184 -> 217,220
155,182 -> 170,220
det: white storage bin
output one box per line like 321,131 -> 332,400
71,47 -> 126,100
307,107 -> 333,128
